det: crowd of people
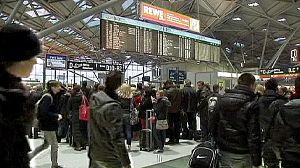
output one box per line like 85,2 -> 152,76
1,23 -> 300,168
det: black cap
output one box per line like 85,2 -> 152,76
0,24 -> 41,62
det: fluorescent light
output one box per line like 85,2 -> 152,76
274,37 -> 286,42
232,17 -> 242,21
248,2 -> 259,7
296,43 -> 300,46
297,7 -> 300,11
277,18 -> 286,22
262,28 -> 267,31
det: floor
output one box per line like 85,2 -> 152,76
29,138 -> 197,168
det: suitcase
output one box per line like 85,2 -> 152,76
140,109 -> 154,151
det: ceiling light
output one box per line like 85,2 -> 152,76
248,2 -> 259,7
274,37 -> 286,42
277,18 -> 286,22
232,17 -> 242,21
297,7 -> 300,11
262,28 -> 267,31
296,43 -> 300,46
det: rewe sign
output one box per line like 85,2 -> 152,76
140,2 -> 200,32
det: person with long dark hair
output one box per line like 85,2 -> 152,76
0,23 -> 41,168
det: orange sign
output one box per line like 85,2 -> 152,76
140,2 -> 200,32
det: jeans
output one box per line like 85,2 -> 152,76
219,151 -> 252,168
153,124 -> 166,150
182,112 -> 196,138
167,113 -> 181,142
29,131 -> 59,167
123,120 -> 132,146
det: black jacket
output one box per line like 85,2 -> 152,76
166,87 -> 182,113
271,98 -> 300,165
258,90 -> 280,134
181,85 -> 197,113
38,91 -> 60,131
154,97 -> 171,120
210,85 -> 261,166
68,92 -> 83,123
138,95 -> 153,119
88,91 -> 130,167
0,70 -> 31,168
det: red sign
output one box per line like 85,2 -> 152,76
291,49 -> 299,63
140,2 -> 200,32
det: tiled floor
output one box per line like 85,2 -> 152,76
29,138 -> 197,168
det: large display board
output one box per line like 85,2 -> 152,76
100,13 -> 221,62
259,66 -> 300,79
46,54 -> 67,69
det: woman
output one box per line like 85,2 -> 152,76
0,24 -> 41,167
117,84 -> 134,150
153,90 -> 171,153
68,85 -> 87,151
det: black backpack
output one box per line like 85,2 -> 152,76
189,140 -> 219,168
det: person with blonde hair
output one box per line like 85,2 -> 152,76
117,84 -> 134,151
255,84 -> 265,97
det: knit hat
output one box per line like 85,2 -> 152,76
0,24 -> 41,62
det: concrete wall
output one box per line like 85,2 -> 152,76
161,62 -> 233,86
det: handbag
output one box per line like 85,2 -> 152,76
79,95 -> 90,121
156,119 -> 168,130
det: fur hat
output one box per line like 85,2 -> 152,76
0,24 -> 41,62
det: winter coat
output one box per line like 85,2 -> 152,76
210,84 -> 261,166
258,89 -> 280,135
138,96 -> 153,119
38,91 -> 60,131
0,70 -> 31,168
154,97 -> 171,120
88,91 -> 130,168
181,86 -> 197,113
119,97 -> 132,124
166,87 -> 181,113
271,98 -> 300,166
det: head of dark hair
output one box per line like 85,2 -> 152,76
105,71 -> 122,91
82,81 -> 87,87
73,85 -> 81,93
185,79 -> 191,86
137,83 -> 143,90
46,80 -> 60,90
98,85 -> 105,91
197,81 -> 204,85
93,83 -> 99,91
238,73 -> 256,86
213,84 -> 219,92
265,78 -> 278,91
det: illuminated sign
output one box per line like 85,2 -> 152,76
259,66 -> 300,79
46,54 -> 67,69
291,49 -> 299,63
140,2 -> 200,32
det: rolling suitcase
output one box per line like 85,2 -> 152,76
140,109 -> 154,151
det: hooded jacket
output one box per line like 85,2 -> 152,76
154,96 -> 171,120
271,98 -> 300,165
210,85 -> 261,166
88,91 -> 130,168
0,70 -> 31,168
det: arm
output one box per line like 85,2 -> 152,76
247,103 -> 262,167
209,101 -> 220,139
104,104 -> 131,167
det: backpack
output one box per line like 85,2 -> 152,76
33,93 -> 53,128
189,140 -> 219,168
208,96 -> 218,113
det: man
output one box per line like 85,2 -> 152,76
89,71 -> 131,168
164,80 -> 181,144
258,78 -> 280,141
271,78 -> 300,167
206,84 -> 221,137
32,80 -> 63,168
81,81 -> 91,99
181,79 -> 198,140
210,73 -> 261,167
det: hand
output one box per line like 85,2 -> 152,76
57,114 -> 63,121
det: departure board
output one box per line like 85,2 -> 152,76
101,20 -> 138,52
138,27 -> 158,55
158,32 -> 180,57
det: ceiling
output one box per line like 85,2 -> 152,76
0,0 -> 300,71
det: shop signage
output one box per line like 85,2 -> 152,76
46,54 -> 67,69
67,61 -> 123,72
140,2 -> 200,32
291,49 -> 299,63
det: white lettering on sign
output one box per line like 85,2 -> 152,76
291,49 -> 298,62
144,5 -> 164,20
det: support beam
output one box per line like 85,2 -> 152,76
37,0 -> 120,38
266,25 -> 300,68
5,0 -> 23,24
260,22 -> 269,69
221,48 -> 238,73
202,0 -> 220,18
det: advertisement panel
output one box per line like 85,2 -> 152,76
46,54 -> 67,69
140,2 -> 200,32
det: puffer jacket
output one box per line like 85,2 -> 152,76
0,70 -> 31,168
271,98 -> 300,166
88,91 -> 130,168
210,85 -> 261,166
258,89 -> 280,135
154,96 -> 171,120
181,85 -> 197,113
166,87 -> 181,113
